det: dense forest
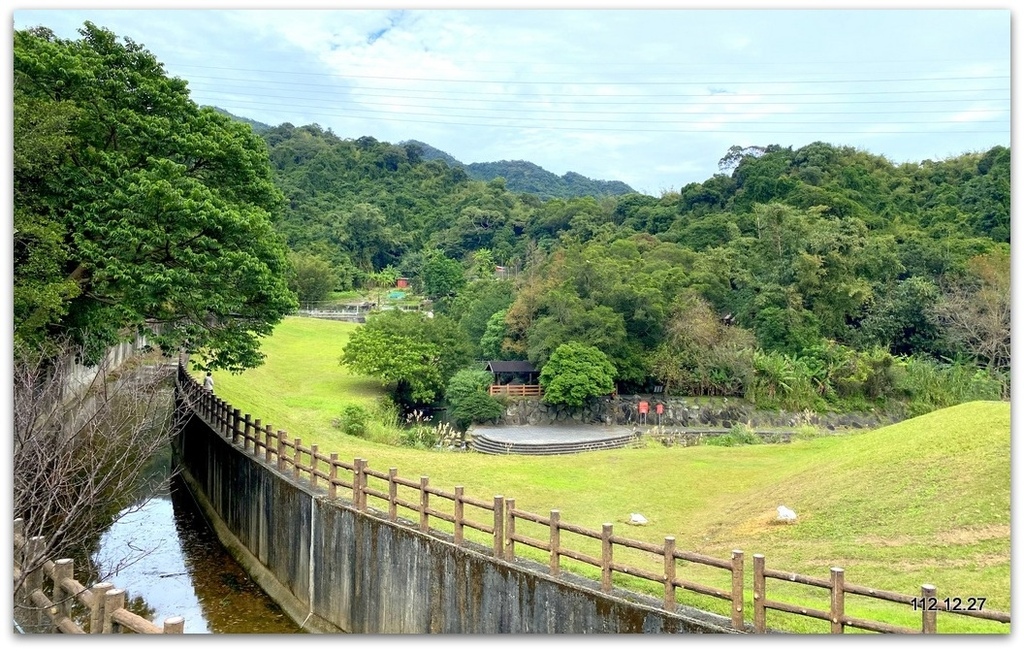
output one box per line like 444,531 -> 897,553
12,22 -> 1010,424
263,121 -> 1010,417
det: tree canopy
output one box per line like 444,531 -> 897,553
539,342 -> 617,408
14,23 -> 297,370
340,310 -> 472,408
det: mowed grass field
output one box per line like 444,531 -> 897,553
201,316 -> 1012,634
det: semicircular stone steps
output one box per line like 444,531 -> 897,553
469,432 -> 642,455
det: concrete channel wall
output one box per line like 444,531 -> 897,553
172,397 -> 737,635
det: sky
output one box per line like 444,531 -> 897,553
9,1 -> 1012,196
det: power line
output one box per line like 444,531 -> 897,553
205,96 -> 1007,126
165,61 -> 1008,86
189,86 -> 1008,118
210,99 -> 1008,136
183,77 -> 1009,107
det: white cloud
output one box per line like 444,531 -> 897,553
11,6 -> 1011,194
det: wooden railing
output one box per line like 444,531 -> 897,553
489,384 -> 543,397
177,364 -> 1010,634
752,555 -> 1011,634
13,520 -> 185,634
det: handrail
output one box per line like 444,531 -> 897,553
13,520 -> 185,634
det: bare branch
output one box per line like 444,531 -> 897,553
13,336 -> 181,596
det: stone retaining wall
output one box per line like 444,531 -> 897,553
497,395 -> 903,432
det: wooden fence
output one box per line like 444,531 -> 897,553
177,364 -> 1010,634
489,384 -> 543,397
13,519 -> 185,634
752,554 -> 1010,634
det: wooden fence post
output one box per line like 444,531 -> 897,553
310,445 -> 318,487
276,429 -> 286,471
24,536 -> 45,632
454,486 -> 464,545
601,523 -> 613,593
103,588 -> 126,633
663,536 -> 676,612
215,399 -> 224,435
252,418 -> 261,455
354,459 -> 366,511
388,468 -> 398,521
549,510 -> 561,576
292,436 -> 301,478
89,582 -> 113,634
53,558 -> 74,627
830,567 -> 845,633
504,498 -> 515,561
753,554 -> 766,633
921,584 -> 937,634
419,477 -> 430,532
163,616 -> 185,634
493,496 -> 504,558
232,408 -> 241,445
328,453 -> 338,499
243,414 -> 253,450
731,549 -> 745,631
264,423 -> 274,462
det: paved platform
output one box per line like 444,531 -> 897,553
469,423 -> 638,445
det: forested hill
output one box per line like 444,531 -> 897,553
211,107 -> 273,133
13,24 -> 1010,431
402,139 -> 636,199
262,121 -> 1009,414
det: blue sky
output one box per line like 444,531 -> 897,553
11,2 -> 1011,196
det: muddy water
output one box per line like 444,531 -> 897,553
93,473 -> 303,634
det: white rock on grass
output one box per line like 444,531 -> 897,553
776,505 -> 797,523
629,513 -> 648,526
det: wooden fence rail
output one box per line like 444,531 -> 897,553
489,384 -> 543,397
752,554 -> 1011,634
13,519 -> 185,634
176,364 -> 1010,634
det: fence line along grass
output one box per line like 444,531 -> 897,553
197,316 -> 1010,633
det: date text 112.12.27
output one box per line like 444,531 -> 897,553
911,596 -> 987,611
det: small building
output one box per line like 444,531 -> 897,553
485,360 -> 541,396
396,277 -> 410,289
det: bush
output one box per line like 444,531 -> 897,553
445,367 -> 505,432
706,423 -> 762,447
338,404 -> 370,438
894,356 -> 1005,417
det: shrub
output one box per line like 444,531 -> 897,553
445,367 -> 505,432
706,423 -> 762,447
338,404 -> 370,438
894,356 -> 1005,417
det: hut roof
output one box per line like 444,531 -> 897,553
485,361 -> 538,374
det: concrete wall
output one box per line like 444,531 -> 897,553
172,398 -> 737,635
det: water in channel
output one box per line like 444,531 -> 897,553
93,471 -> 303,634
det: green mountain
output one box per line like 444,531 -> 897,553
209,107 -> 274,133
402,140 -> 635,199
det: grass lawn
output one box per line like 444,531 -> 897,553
198,316 -> 1011,634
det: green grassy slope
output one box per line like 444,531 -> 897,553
199,316 -> 1011,633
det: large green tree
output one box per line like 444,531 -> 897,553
287,250 -> 339,306
340,310 -> 472,408
539,342 -> 616,408
14,23 -> 296,370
